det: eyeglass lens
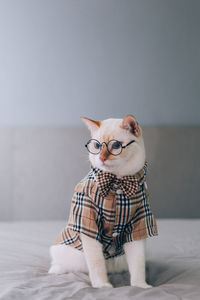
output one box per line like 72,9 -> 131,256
87,140 -> 101,154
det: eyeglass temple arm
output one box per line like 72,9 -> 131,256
122,140 -> 135,148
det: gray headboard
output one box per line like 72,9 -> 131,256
0,126 -> 199,220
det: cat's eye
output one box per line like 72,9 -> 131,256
94,142 -> 100,149
111,141 -> 121,149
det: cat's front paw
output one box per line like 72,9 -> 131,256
131,282 -> 152,289
92,281 -> 113,288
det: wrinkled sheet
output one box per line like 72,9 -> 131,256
0,219 -> 200,300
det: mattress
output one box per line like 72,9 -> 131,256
0,219 -> 200,300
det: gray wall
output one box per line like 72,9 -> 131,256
0,0 -> 200,126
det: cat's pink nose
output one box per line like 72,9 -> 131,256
99,155 -> 107,163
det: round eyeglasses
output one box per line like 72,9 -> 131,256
85,139 -> 135,156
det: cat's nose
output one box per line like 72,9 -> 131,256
99,146 -> 109,162
99,155 -> 107,163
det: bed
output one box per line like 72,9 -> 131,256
0,219 -> 200,300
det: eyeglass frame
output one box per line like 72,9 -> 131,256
85,139 -> 135,156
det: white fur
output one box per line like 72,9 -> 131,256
124,239 -> 152,288
49,117 -> 151,289
49,241 -> 129,275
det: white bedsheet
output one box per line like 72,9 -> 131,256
0,219 -> 200,299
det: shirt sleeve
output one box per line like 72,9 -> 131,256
67,182 -> 101,242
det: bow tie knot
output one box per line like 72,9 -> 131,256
95,172 -> 140,198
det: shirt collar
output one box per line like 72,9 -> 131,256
91,161 -> 147,186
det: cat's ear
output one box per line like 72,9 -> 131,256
80,117 -> 101,133
120,114 -> 140,137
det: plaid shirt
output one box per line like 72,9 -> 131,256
54,163 -> 158,259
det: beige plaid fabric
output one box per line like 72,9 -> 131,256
54,163 -> 158,259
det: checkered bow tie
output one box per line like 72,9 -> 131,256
95,172 -> 140,198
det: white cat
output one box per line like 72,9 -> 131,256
49,115 -> 158,288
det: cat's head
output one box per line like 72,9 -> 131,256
81,115 -> 146,177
